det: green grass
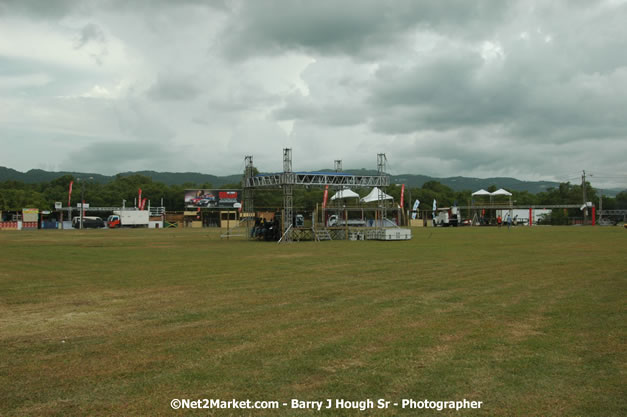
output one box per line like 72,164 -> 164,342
1,227 -> 625,416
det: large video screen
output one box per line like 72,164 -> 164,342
184,189 -> 241,209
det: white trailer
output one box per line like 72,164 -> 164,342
108,210 -> 150,228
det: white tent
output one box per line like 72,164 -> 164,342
330,188 -> 360,200
491,188 -> 512,196
360,187 -> 393,203
472,189 -> 491,196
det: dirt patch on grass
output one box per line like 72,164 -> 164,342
0,306 -> 116,341
507,321 -> 544,340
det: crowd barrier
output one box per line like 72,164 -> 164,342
0,221 -> 19,230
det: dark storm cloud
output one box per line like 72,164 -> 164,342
0,0 -> 228,20
367,50 -> 516,133
220,0 -> 512,60
0,0 -> 81,18
368,41 -> 627,140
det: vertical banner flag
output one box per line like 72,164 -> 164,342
138,188 -> 142,208
412,199 -> 420,219
68,180 -> 74,207
322,185 -> 329,209
432,199 -> 437,217
400,184 -> 405,208
141,198 -> 147,210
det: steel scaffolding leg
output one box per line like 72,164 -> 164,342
244,155 -> 255,239
282,148 -> 293,242
377,153 -> 387,227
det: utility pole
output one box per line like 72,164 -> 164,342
582,170 -> 587,224
80,178 -> 84,230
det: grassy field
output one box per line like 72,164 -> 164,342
1,226 -> 625,416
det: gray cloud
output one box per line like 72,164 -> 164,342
273,91 -> 366,127
74,23 -> 105,49
0,0 -> 227,19
63,139 -> 173,174
0,0 -> 626,188
220,1 -> 511,60
146,75 -> 201,101
0,0 -> 82,18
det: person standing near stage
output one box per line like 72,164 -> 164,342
497,215 -> 502,228
507,213 -> 512,230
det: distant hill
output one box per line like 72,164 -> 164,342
0,167 -> 242,187
0,166 -> 623,196
118,171 -> 243,187
388,174 -> 561,194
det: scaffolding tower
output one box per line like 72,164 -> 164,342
243,155 -> 255,237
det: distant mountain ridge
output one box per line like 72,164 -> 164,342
0,166 -> 623,196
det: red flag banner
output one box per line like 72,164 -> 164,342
141,198 -> 147,210
138,188 -> 142,208
400,184 -> 405,208
322,185 -> 329,209
68,180 -> 74,207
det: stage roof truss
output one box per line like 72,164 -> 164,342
245,172 -> 389,188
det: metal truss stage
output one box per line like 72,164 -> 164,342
243,149 -> 391,242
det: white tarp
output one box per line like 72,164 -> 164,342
472,189 -> 491,196
360,187 -> 393,203
331,188 -> 360,200
491,188 -> 512,196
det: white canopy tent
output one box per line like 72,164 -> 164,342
472,189 -> 491,196
361,187 -> 393,203
330,188 -> 360,200
491,188 -> 512,196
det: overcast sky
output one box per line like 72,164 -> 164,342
1,0 -> 626,187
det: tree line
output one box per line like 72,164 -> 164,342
0,174 -> 625,221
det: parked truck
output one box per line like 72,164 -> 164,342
107,210 -> 150,228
